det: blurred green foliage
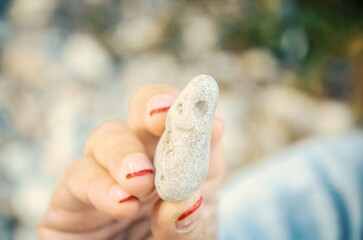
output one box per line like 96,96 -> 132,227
218,0 -> 363,98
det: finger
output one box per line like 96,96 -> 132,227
127,85 -> 179,144
42,156 -> 141,233
208,116 -> 225,177
85,120 -> 155,198
208,115 -> 225,186
211,116 -> 224,148
150,191 -> 215,240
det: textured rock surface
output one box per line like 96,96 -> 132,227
154,74 -> 219,202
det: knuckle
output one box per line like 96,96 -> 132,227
63,157 -> 86,183
91,120 -> 127,136
85,120 -> 130,154
107,139 -> 145,166
65,156 -> 90,184
64,156 -> 95,204
71,156 -> 89,171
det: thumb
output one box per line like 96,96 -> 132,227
149,191 -> 214,240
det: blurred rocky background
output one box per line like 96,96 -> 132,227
0,0 -> 362,239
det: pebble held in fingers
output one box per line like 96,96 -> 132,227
154,74 -> 219,202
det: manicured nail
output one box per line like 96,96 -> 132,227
121,153 -> 154,179
110,185 -> 138,203
176,196 -> 203,232
118,195 -> 138,203
146,94 -> 175,116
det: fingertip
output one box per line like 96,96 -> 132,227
207,117 -> 225,181
124,175 -> 155,199
118,153 -> 155,199
127,85 -> 179,137
211,116 -> 224,146
150,191 -> 203,239
145,94 -> 176,136
175,195 -> 203,233
108,184 -> 142,220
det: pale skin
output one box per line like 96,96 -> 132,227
38,85 -> 225,240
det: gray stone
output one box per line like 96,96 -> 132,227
154,74 -> 219,202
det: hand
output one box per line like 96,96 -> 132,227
38,85 -> 224,240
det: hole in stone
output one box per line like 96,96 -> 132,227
194,101 -> 208,115
176,103 -> 183,114
165,130 -> 171,144
160,175 -> 164,182
166,149 -> 173,155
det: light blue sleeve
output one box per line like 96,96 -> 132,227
219,131 -> 363,240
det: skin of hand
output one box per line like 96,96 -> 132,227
38,85 -> 225,240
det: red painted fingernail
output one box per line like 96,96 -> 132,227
175,196 -> 203,232
121,153 -> 154,180
150,106 -> 171,116
126,169 -> 154,179
177,196 -> 203,221
110,185 -> 138,204
118,195 -> 138,204
146,94 -> 175,117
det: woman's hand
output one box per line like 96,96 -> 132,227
38,84 -> 224,240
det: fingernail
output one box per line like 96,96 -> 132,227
121,153 -> 154,179
175,196 -> 203,232
118,195 -> 138,203
110,185 -> 138,203
146,94 -> 175,117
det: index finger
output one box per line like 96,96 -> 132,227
127,85 -> 179,157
